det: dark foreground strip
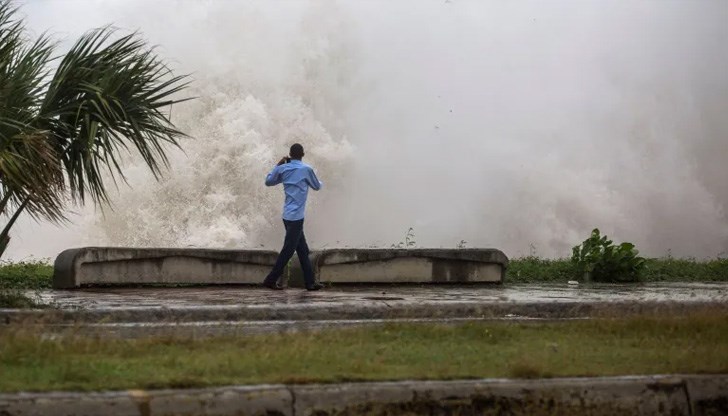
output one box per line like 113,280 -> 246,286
3,301 -> 727,324
0,375 -> 725,416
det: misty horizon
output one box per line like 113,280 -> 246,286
7,0 -> 728,260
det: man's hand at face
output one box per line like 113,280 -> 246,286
277,156 -> 290,166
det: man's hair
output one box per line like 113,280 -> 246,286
290,143 -> 304,159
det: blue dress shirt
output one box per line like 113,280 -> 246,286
265,159 -> 322,221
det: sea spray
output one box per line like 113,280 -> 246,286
8,0 -> 728,259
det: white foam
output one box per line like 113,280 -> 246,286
7,0 -> 728,260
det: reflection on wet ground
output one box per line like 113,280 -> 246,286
37,282 -> 728,311
4,283 -> 723,338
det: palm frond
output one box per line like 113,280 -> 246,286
0,0 -> 62,221
40,27 -> 191,205
0,0 -> 191,232
0,131 -> 65,222
0,0 -> 54,139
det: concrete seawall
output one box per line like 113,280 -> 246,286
314,248 -> 507,284
53,248 -> 279,289
1,375 -> 725,416
53,247 -> 508,288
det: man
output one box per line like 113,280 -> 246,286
262,143 -> 325,291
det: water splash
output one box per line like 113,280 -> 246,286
8,0 -> 728,260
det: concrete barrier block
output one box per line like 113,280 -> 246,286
292,382 -> 415,416
313,249 -> 508,284
0,391 -> 143,416
147,385 -> 293,416
292,377 -> 690,416
0,386 -> 293,416
4,376 -> 726,416
53,247 -> 509,288
53,247 -> 279,289
684,375 -> 728,416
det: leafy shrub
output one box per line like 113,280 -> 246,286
507,255 -> 728,283
0,259 -> 52,308
642,257 -> 728,282
571,228 -> 646,282
0,259 -> 53,290
507,256 -> 576,283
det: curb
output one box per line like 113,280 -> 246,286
0,375 -> 725,416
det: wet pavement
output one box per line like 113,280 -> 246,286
2,283 -> 726,337
35,282 -> 728,310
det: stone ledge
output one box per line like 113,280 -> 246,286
53,247 -> 279,289
53,247 -> 509,289
685,375 -> 728,415
293,376 -> 690,416
0,385 -> 292,416
313,248 -> 508,284
0,375 -> 725,416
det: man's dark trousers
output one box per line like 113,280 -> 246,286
263,219 -> 315,288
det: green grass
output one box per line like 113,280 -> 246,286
507,256 -> 728,283
1,312 -> 727,392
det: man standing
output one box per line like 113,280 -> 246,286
262,143 -> 325,291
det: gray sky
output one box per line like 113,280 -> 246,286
8,0 -> 728,260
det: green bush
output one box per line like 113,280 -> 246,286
571,229 -> 646,282
0,259 -> 52,308
642,257 -> 728,282
0,259 -> 53,290
507,256 -> 576,283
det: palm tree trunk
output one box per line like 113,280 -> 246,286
0,190 -> 13,217
0,197 -> 30,259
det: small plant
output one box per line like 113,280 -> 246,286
456,240 -> 467,249
391,227 -> 416,249
0,289 -> 39,308
571,228 -> 646,282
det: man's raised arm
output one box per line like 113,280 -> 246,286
265,165 -> 282,186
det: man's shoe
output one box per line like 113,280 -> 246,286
306,282 -> 325,291
262,281 -> 285,290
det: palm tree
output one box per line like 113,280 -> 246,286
0,1 -> 190,258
